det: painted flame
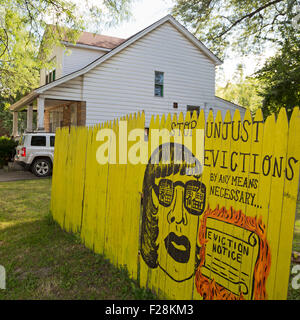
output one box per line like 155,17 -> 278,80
195,205 -> 271,300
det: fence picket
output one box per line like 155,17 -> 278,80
274,107 -> 300,299
51,107 -> 300,300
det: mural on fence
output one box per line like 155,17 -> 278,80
140,142 -> 206,283
51,107 -> 300,300
195,206 -> 271,300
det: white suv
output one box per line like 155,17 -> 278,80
14,133 -> 55,177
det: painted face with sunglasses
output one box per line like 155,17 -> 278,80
141,142 -> 206,283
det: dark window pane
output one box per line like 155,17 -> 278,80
155,71 -> 164,97
52,70 -> 56,81
155,71 -> 164,85
46,74 -> 49,84
155,85 -> 163,97
50,136 -> 55,147
187,105 -> 200,116
31,136 -> 46,146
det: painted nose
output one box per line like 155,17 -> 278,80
167,187 -> 187,225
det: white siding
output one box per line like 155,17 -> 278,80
84,21 -> 217,126
40,45 -> 106,86
41,21 -> 244,126
40,46 -> 64,86
63,46 -> 106,76
44,76 -> 83,101
214,96 -> 246,119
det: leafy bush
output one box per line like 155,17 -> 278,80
0,136 -> 18,168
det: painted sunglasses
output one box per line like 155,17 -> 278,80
153,179 -> 206,215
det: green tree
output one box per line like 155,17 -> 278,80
0,0 -> 134,98
171,0 -> 298,58
172,0 -> 299,117
255,33 -> 300,119
0,0 -> 134,135
0,96 -> 29,136
216,65 -> 263,113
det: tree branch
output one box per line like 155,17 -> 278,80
0,28 -> 9,59
213,0 -> 286,40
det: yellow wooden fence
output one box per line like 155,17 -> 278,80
50,107 -> 300,300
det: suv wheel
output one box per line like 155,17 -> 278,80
32,158 -> 51,177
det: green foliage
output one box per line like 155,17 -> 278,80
0,6 -> 40,99
0,0 -> 133,100
0,97 -> 30,135
0,136 -> 17,167
172,0 -> 299,118
0,102 -> 12,136
171,0 -> 298,58
216,65 -> 263,113
255,34 -> 300,119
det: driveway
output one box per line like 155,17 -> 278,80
0,170 -> 45,182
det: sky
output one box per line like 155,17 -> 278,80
101,0 -> 174,38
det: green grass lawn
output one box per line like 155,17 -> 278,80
0,179 -> 155,300
0,178 -> 299,300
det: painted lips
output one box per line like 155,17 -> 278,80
164,232 -> 191,263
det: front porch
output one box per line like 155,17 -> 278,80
11,96 -> 86,137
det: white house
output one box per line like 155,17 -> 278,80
10,15 -> 245,136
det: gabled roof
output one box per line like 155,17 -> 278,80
36,15 -> 222,94
215,96 -> 246,110
10,15 -> 223,111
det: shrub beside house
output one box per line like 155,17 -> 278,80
0,136 -> 18,168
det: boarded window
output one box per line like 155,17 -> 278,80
187,105 -> 200,116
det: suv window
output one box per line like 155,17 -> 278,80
31,136 -> 46,147
50,136 -> 55,147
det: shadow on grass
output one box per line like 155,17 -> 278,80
0,215 -> 155,300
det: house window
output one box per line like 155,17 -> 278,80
49,110 -> 63,132
45,69 -> 56,84
155,71 -> 164,97
187,105 -> 200,116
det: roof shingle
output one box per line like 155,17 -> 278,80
74,31 -> 125,49
47,24 -> 126,49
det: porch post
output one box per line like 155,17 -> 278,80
37,96 -> 45,131
26,105 -> 33,132
12,112 -> 18,137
